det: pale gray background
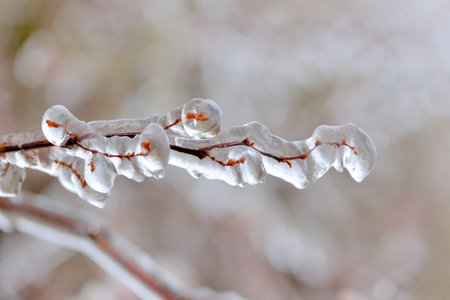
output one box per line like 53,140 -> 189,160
0,1 -> 449,299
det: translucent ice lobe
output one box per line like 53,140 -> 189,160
136,123 -> 170,178
169,122 -> 376,189
52,121 -> 170,195
84,154 -> 116,194
1,145 -> 108,206
230,122 -> 311,189
42,105 -> 89,146
54,155 -> 108,208
76,123 -> 170,182
181,98 -> 222,139
311,124 -> 376,182
42,105 -> 73,146
169,146 -> 266,187
40,104 -> 172,204
0,161 -> 26,197
234,122 -> 376,187
228,148 -> 266,187
105,135 -> 143,181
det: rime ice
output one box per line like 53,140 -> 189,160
0,98 -> 376,207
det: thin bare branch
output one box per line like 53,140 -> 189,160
0,194 -> 246,300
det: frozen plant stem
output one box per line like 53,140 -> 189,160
0,136 -> 355,166
0,98 -> 376,207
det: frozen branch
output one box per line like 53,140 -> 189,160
0,98 -> 376,207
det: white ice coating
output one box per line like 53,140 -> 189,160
0,161 -> 26,197
53,154 -> 108,208
0,98 -> 376,207
87,98 -> 222,140
169,122 -> 376,189
40,106 -> 170,197
76,122 -> 170,194
171,145 -> 266,188
0,146 -> 109,207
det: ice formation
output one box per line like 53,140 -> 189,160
0,98 -> 376,207
169,121 -> 376,188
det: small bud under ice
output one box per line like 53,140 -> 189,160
54,155 -> 108,208
311,124 -> 376,183
84,154 -> 116,194
181,98 -> 222,139
42,105 -> 89,146
136,123 -> 170,178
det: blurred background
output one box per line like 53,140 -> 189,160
0,0 -> 449,299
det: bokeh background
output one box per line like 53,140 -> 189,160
1,0 -> 449,299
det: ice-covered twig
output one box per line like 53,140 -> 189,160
168,121 -> 376,188
0,98 -> 376,206
0,194 -> 246,300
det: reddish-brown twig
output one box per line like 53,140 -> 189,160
0,197 -> 193,300
0,162 -> 10,177
54,160 -> 87,188
0,128 -> 357,170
